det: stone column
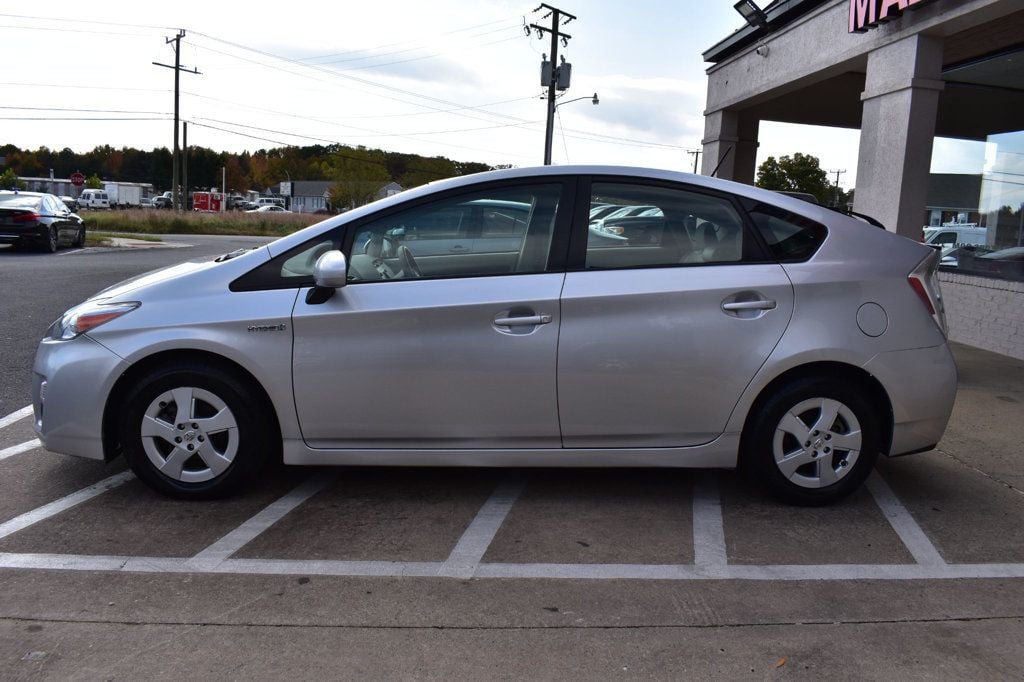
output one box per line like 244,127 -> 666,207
854,34 -> 944,238
701,109 -> 760,184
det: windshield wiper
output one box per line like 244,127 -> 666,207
214,248 -> 253,262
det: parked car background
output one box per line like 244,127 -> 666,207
0,190 -> 85,252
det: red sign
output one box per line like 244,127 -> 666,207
70,171 -> 85,187
849,0 -> 935,33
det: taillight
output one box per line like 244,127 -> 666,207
908,251 -> 947,337
13,212 -> 40,223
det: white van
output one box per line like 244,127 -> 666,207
78,189 -> 110,209
923,225 -> 987,256
256,197 -> 286,209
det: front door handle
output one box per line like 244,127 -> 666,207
493,314 -> 552,326
722,299 -> 776,312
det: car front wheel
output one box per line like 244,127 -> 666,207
744,377 -> 880,506
118,363 -> 276,499
73,225 -> 85,247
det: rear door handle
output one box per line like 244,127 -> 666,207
722,300 -> 776,312
493,314 -> 552,326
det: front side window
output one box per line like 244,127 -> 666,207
347,184 -> 561,282
585,182 -> 750,269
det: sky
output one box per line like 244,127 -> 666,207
0,1 -> 991,191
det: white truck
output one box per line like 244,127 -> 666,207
103,182 -> 146,208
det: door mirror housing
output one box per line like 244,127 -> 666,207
313,251 -> 348,288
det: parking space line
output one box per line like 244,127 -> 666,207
867,470 -> 947,566
692,472 -> 728,569
0,405 -> 32,431
0,439 -> 41,461
440,474 -> 526,578
191,471 -> 337,564
3,552 -> 1024,580
0,471 -> 134,541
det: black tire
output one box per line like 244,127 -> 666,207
742,376 -> 880,506
117,362 -> 277,499
43,225 -> 58,253
73,225 -> 85,248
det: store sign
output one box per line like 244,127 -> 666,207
849,0 -> 936,33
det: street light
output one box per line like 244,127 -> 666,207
554,92 -> 599,109
734,0 -> 768,29
544,92 -> 599,164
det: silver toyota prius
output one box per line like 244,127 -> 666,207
32,166 -> 957,504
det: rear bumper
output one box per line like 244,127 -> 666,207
862,343 -> 958,456
0,225 -> 45,243
33,334 -> 128,461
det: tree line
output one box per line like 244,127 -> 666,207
0,143 -> 496,197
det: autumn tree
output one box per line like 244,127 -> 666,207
85,173 -> 103,189
326,148 -> 391,210
756,153 -> 832,205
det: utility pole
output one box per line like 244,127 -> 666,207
828,168 -> 847,207
153,30 -> 200,211
530,4 -> 576,165
687,149 -> 702,174
182,121 -> 188,209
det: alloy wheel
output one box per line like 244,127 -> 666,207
771,397 -> 862,489
140,386 -> 239,483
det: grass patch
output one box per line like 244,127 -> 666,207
85,233 -> 113,247
81,209 -> 323,237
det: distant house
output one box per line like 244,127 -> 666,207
926,174 -> 983,227
282,181 -> 333,213
280,180 -> 404,213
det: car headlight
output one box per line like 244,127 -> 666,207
48,300 -> 141,341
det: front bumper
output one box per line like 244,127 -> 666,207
862,342 -> 958,456
33,334 -> 129,460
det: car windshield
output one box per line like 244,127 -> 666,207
0,195 -> 42,210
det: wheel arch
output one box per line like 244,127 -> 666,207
737,361 -> 894,467
102,348 -> 282,462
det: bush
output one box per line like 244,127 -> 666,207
81,209 -> 323,236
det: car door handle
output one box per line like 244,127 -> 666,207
449,245 -> 469,253
722,299 -> 776,311
493,314 -> 552,326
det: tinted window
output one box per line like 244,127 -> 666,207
586,183 -> 749,269
747,205 -> 828,262
0,195 -> 42,211
348,184 -> 560,282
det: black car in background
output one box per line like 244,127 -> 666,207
0,191 -> 85,252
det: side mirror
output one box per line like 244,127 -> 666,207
313,251 -> 348,289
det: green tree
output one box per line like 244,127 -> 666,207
326,149 -> 391,210
0,168 -> 26,190
85,173 -> 103,189
756,153 -> 832,205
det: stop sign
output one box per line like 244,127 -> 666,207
70,172 -> 85,187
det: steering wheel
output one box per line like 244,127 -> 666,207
397,245 -> 422,278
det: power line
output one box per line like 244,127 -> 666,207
0,116 -> 170,121
0,12 -> 174,31
0,105 -> 170,115
0,82 -> 169,93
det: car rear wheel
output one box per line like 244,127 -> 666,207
43,225 -> 58,253
744,377 -> 879,505
118,363 -> 275,499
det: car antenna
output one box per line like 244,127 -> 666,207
710,145 -> 734,178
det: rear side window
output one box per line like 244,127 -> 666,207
747,205 -> 827,262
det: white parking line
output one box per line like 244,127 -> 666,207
191,472 -> 336,564
441,475 -> 526,578
0,405 -> 32,431
0,439 -> 41,461
866,470 -> 947,566
0,471 -> 134,541
692,472 -> 728,569
2,552 -> 1024,580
